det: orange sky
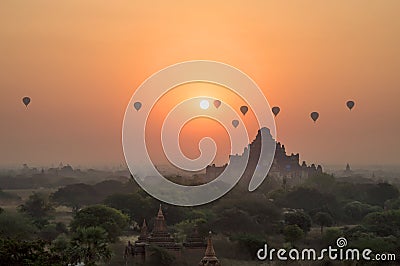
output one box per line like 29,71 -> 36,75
1,1 -> 400,168
145,82 -> 261,166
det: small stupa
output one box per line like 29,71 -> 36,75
199,232 -> 221,266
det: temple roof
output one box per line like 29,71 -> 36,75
204,232 -> 216,258
157,204 -> 164,218
199,232 -> 220,265
184,226 -> 206,248
153,204 -> 168,233
138,219 -> 148,241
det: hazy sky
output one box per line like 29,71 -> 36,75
1,1 -> 399,168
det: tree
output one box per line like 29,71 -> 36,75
231,234 -> 266,260
284,211 -> 312,233
384,197 -> 400,210
147,245 -> 176,266
366,183 -> 399,207
68,226 -> 112,266
104,193 -> 152,222
348,232 -> 398,254
51,233 -> 71,262
211,207 -> 263,234
343,201 -> 382,222
19,192 -> 54,228
283,225 -> 304,246
39,222 -> 68,242
0,211 -> 37,240
277,187 -> 338,215
313,212 -> 333,234
362,210 -> 400,237
323,228 -> 343,246
92,180 -> 132,198
305,173 -> 336,193
51,183 -> 99,213
0,238 -> 63,265
70,205 -> 129,242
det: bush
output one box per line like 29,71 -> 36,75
231,234 -> 266,260
362,210 -> 400,237
323,228 -> 343,245
343,201 -> 382,222
284,211 -> 312,233
147,245 -> 176,266
0,211 -> 37,240
70,205 -> 129,242
283,225 -> 304,245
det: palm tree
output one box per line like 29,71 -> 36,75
69,226 -> 112,266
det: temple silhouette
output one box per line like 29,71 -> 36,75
125,205 -> 220,265
205,127 -> 323,187
198,232 -> 221,266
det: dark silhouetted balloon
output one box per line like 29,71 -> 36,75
346,100 -> 355,110
310,112 -> 319,122
232,120 -> 239,128
214,100 -> 221,109
22,97 -> 31,107
240,106 -> 248,115
134,102 -> 142,111
272,106 -> 280,117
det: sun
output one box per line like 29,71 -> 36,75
200,100 -> 209,110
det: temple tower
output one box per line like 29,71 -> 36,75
184,226 -> 206,249
138,219 -> 148,242
147,205 -> 181,258
199,232 -> 221,266
132,219 -> 148,262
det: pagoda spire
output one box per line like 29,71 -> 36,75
153,204 -> 167,233
147,205 -> 181,251
205,231 -> 216,257
199,231 -> 221,266
142,218 -> 147,228
157,204 -> 164,218
138,219 -> 148,241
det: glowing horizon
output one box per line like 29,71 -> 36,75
1,1 -> 400,168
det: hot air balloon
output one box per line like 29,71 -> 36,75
310,112 -> 319,122
272,106 -> 280,117
134,102 -> 142,111
240,106 -> 248,115
22,97 -> 31,107
346,100 -> 355,110
232,120 -> 239,128
214,100 -> 221,109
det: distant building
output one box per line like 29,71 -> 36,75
184,226 -> 207,250
126,205 -> 216,264
344,163 -> 353,175
129,219 -> 148,261
205,128 -> 322,187
199,232 -> 221,266
129,205 -> 180,263
147,205 -> 181,254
